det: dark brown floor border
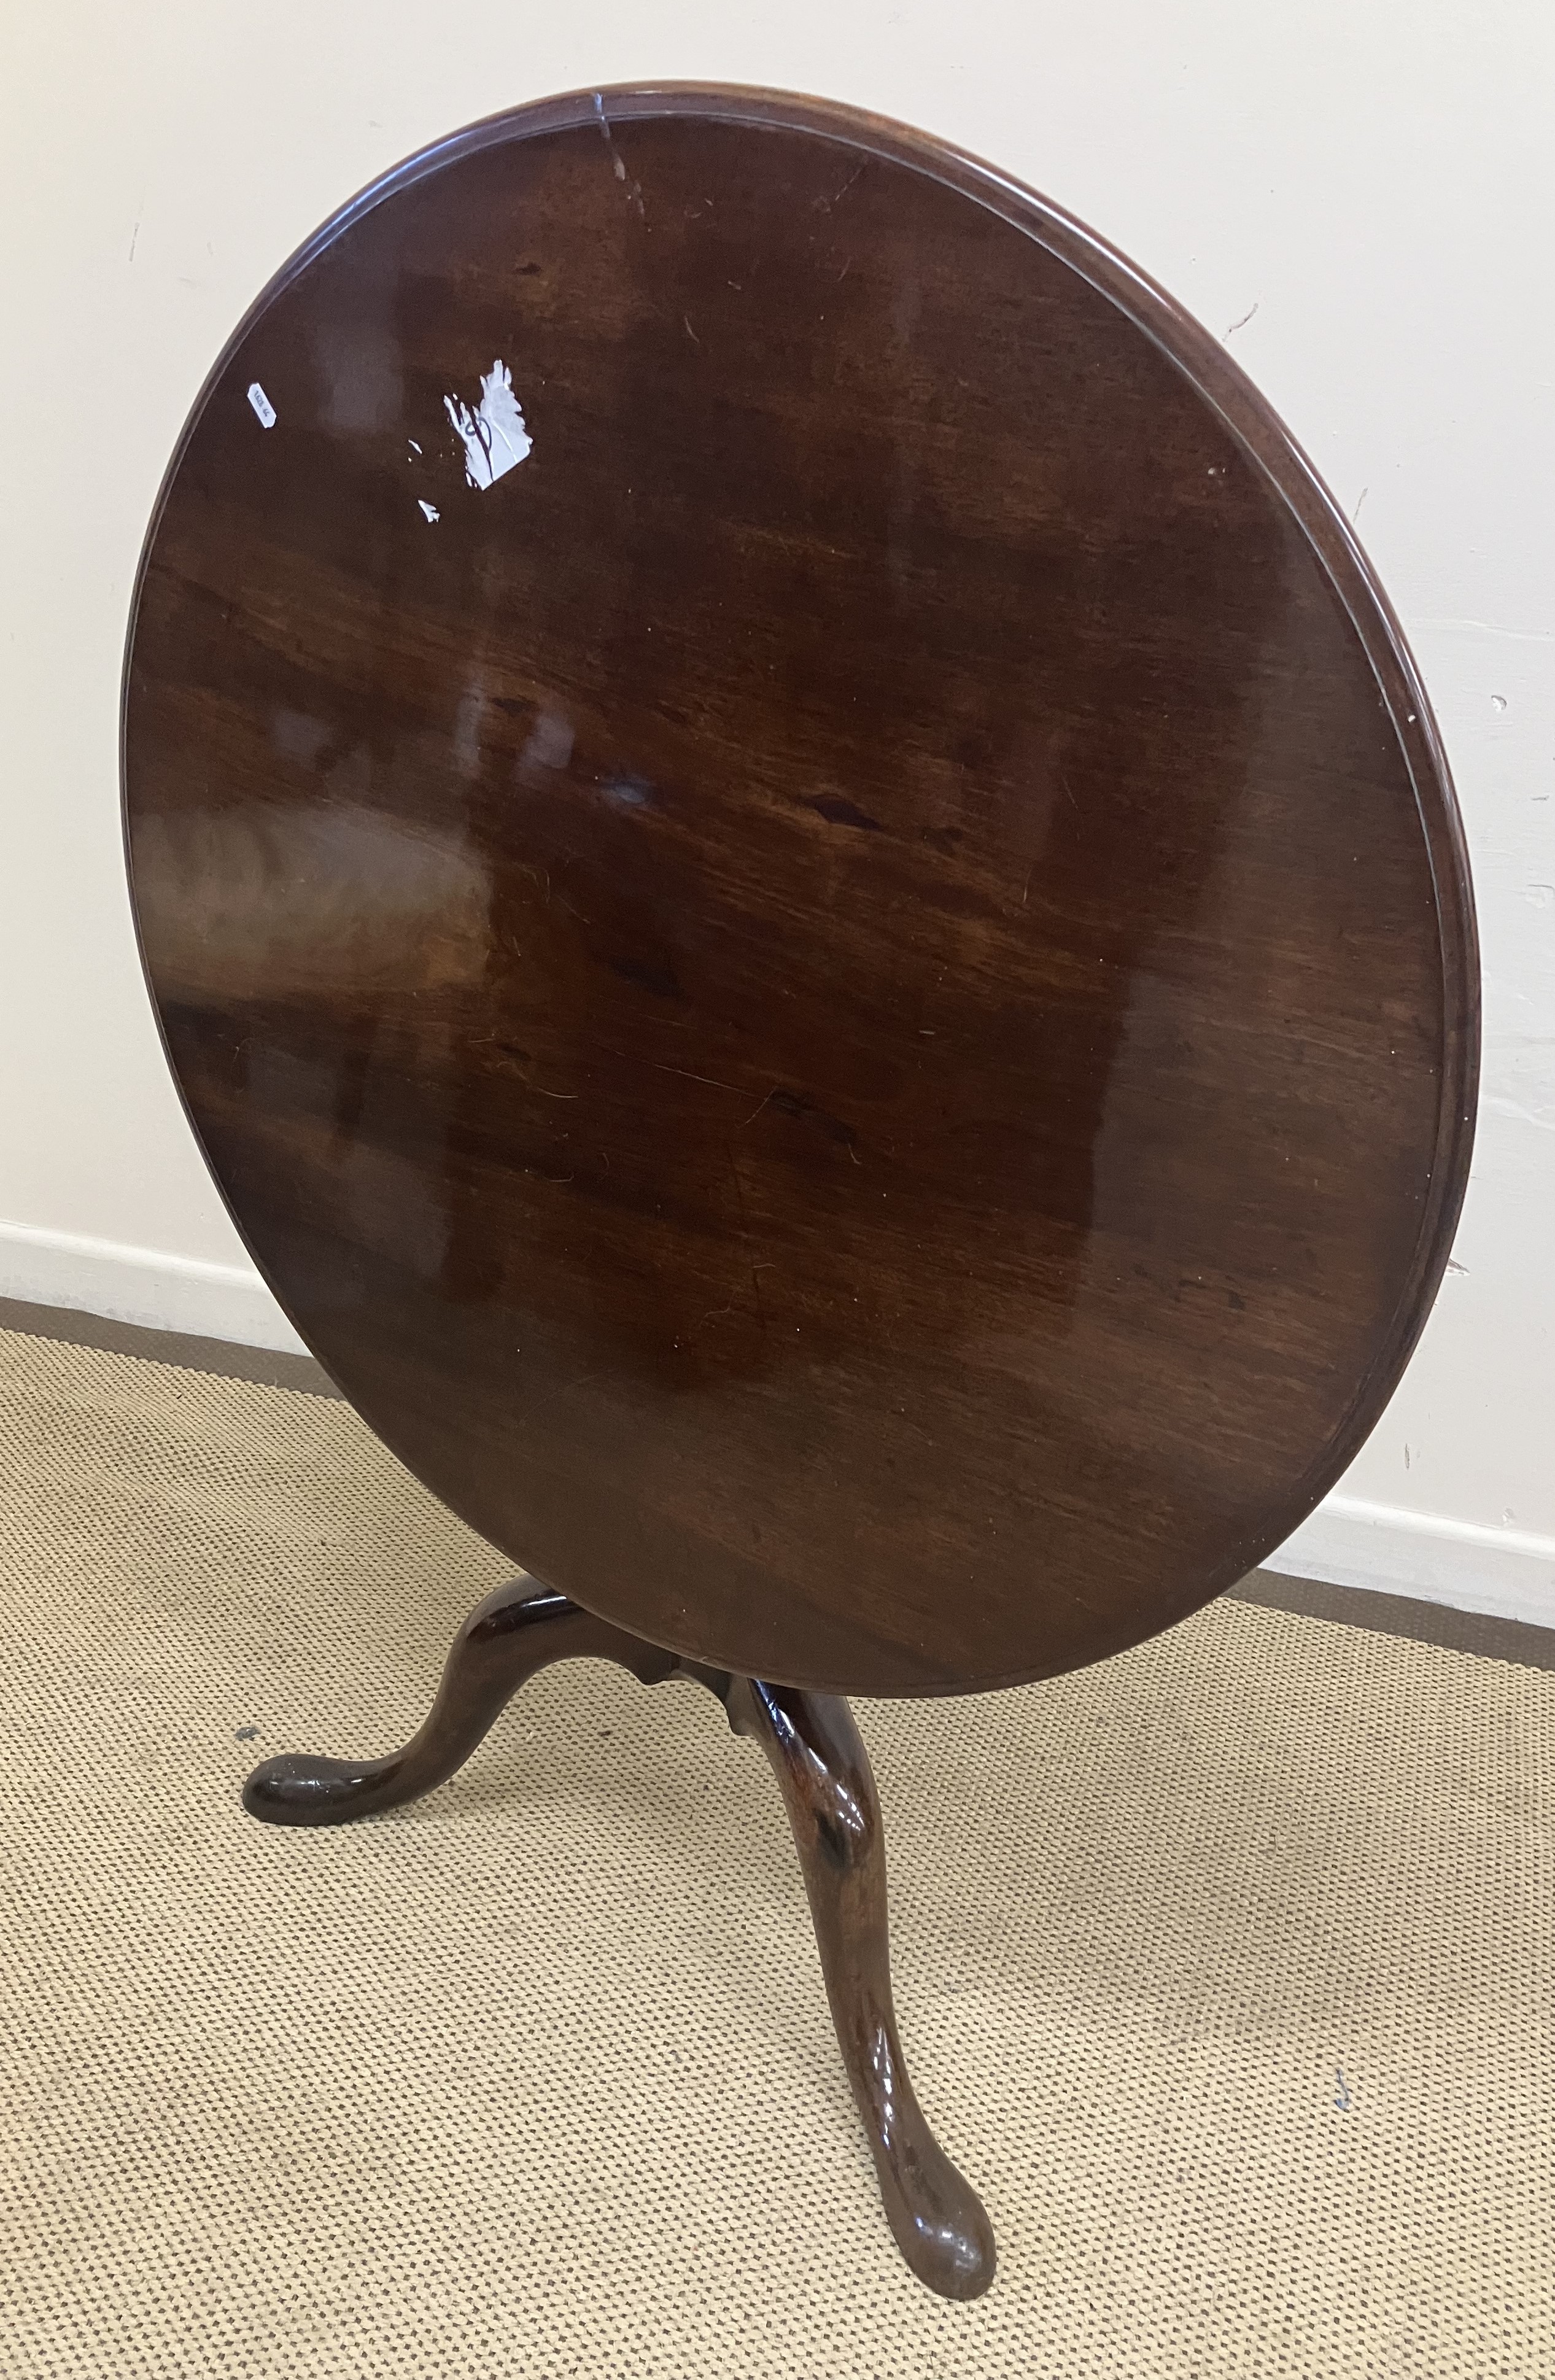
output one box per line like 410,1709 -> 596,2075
1225,1568 -> 1555,1672
3,1295 -> 1550,1670
0,1293 -> 342,1398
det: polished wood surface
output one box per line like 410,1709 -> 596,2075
123,87 -> 1478,1696
244,1577 -> 996,2299
726,1672 -> 996,2298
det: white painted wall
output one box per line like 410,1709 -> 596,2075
2,2 -> 1551,1620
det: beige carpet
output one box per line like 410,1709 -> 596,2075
0,1324 -> 1549,2379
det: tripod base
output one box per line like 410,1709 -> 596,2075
244,1578 -> 996,2300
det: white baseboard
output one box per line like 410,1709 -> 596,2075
0,1218 -> 308,1356
1266,1495 -> 1555,1633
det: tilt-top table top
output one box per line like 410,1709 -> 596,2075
123,87 -> 1477,1696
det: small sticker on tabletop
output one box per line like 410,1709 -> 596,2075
247,382 -> 277,428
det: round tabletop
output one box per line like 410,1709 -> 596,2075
123,87 -> 1477,1696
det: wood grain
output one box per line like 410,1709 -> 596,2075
123,88 -> 1478,1694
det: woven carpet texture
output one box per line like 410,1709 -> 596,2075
0,1325 -> 1549,2377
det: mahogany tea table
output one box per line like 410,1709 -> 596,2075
122,86 -> 1477,2298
